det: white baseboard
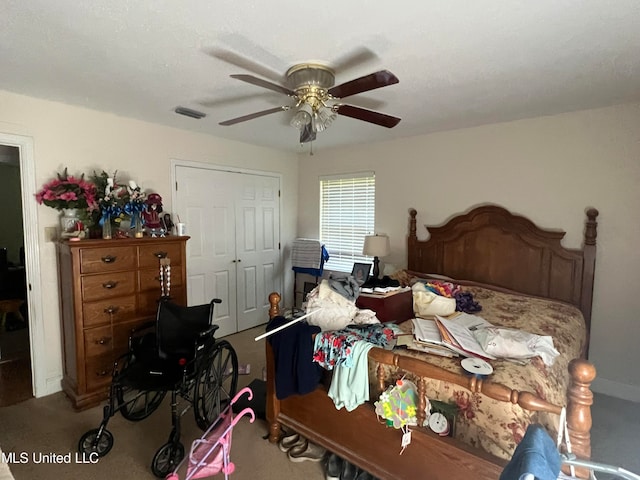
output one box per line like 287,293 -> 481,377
592,376 -> 640,403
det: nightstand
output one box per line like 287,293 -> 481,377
355,289 -> 414,324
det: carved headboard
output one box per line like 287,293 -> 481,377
407,205 -> 598,338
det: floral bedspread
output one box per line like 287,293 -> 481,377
370,281 -> 586,460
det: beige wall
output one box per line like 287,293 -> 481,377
297,102 -> 640,401
0,89 -> 298,394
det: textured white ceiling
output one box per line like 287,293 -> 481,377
2,0 -> 640,153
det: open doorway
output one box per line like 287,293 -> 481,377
0,132 -> 45,404
0,145 -> 32,406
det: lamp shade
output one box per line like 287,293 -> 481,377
363,234 -> 390,258
290,102 -> 313,129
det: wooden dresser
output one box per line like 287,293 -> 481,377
57,236 -> 188,410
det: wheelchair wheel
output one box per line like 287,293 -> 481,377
151,441 -> 184,478
78,428 -> 114,457
194,340 -> 238,430
117,386 -> 166,421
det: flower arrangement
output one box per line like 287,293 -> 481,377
91,170 -> 130,226
91,170 -> 148,238
35,168 -> 98,212
124,180 -> 146,236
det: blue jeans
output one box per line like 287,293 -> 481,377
500,424 -> 561,480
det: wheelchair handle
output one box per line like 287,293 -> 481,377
102,281 -> 118,289
101,255 -> 117,263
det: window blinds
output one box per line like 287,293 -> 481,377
320,172 -> 375,272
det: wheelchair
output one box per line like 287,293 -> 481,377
78,297 -> 239,478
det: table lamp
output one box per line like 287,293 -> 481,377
363,234 -> 391,279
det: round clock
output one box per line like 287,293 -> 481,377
428,412 -> 450,436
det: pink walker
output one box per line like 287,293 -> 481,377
166,387 -> 256,480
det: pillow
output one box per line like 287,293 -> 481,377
411,282 -> 456,318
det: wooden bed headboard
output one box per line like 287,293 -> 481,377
407,205 -> 598,337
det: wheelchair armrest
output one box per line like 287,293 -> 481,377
198,324 -> 219,338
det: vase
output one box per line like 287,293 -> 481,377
132,211 -> 144,238
102,215 -> 112,240
60,208 -> 81,238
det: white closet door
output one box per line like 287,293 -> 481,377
175,165 -> 280,336
235,174 -> 280,331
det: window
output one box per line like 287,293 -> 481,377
320,172 -> 375,272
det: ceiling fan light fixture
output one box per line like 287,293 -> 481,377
314,106 -> 337,132
290,102 -> 313,130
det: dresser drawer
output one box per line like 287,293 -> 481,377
138,243 -> 183,268
85,354 -> 114,390
84,325 -> 114,358
80,246 -> 136,274
138,267 -> 184,293
81,271 -> 136,302
82,295 -> 137,328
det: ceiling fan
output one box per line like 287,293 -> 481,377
218,63 -> 401,143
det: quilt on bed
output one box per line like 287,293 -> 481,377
371,278 -> 587,461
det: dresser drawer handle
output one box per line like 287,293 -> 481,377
104,306 -> 120,314
95,337 -> 111,346
101,255 -> 117,263
154,251 -> 168,259
96,370 -> 109,377
102,281 -> 118,289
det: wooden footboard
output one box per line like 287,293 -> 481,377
265,292 -> 596,480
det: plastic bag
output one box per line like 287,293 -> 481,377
473,327 -> 560,366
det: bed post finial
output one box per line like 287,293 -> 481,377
584,208 -> 598,246
409,208 -> 417,240
268,292 -> 281,319
581,208 -> 598,346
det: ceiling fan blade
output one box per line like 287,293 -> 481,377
207,47 -> 285,83
219,106 -> 289,126
230,74 -> 295,96
199,92 -> 282,108
330,47 -> 378,73
328,70 -> 399,99
335,104 -> 401,128
299,123 -> 316,143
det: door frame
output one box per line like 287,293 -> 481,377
0,132 -> 47,398
170,158 -> 283,308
